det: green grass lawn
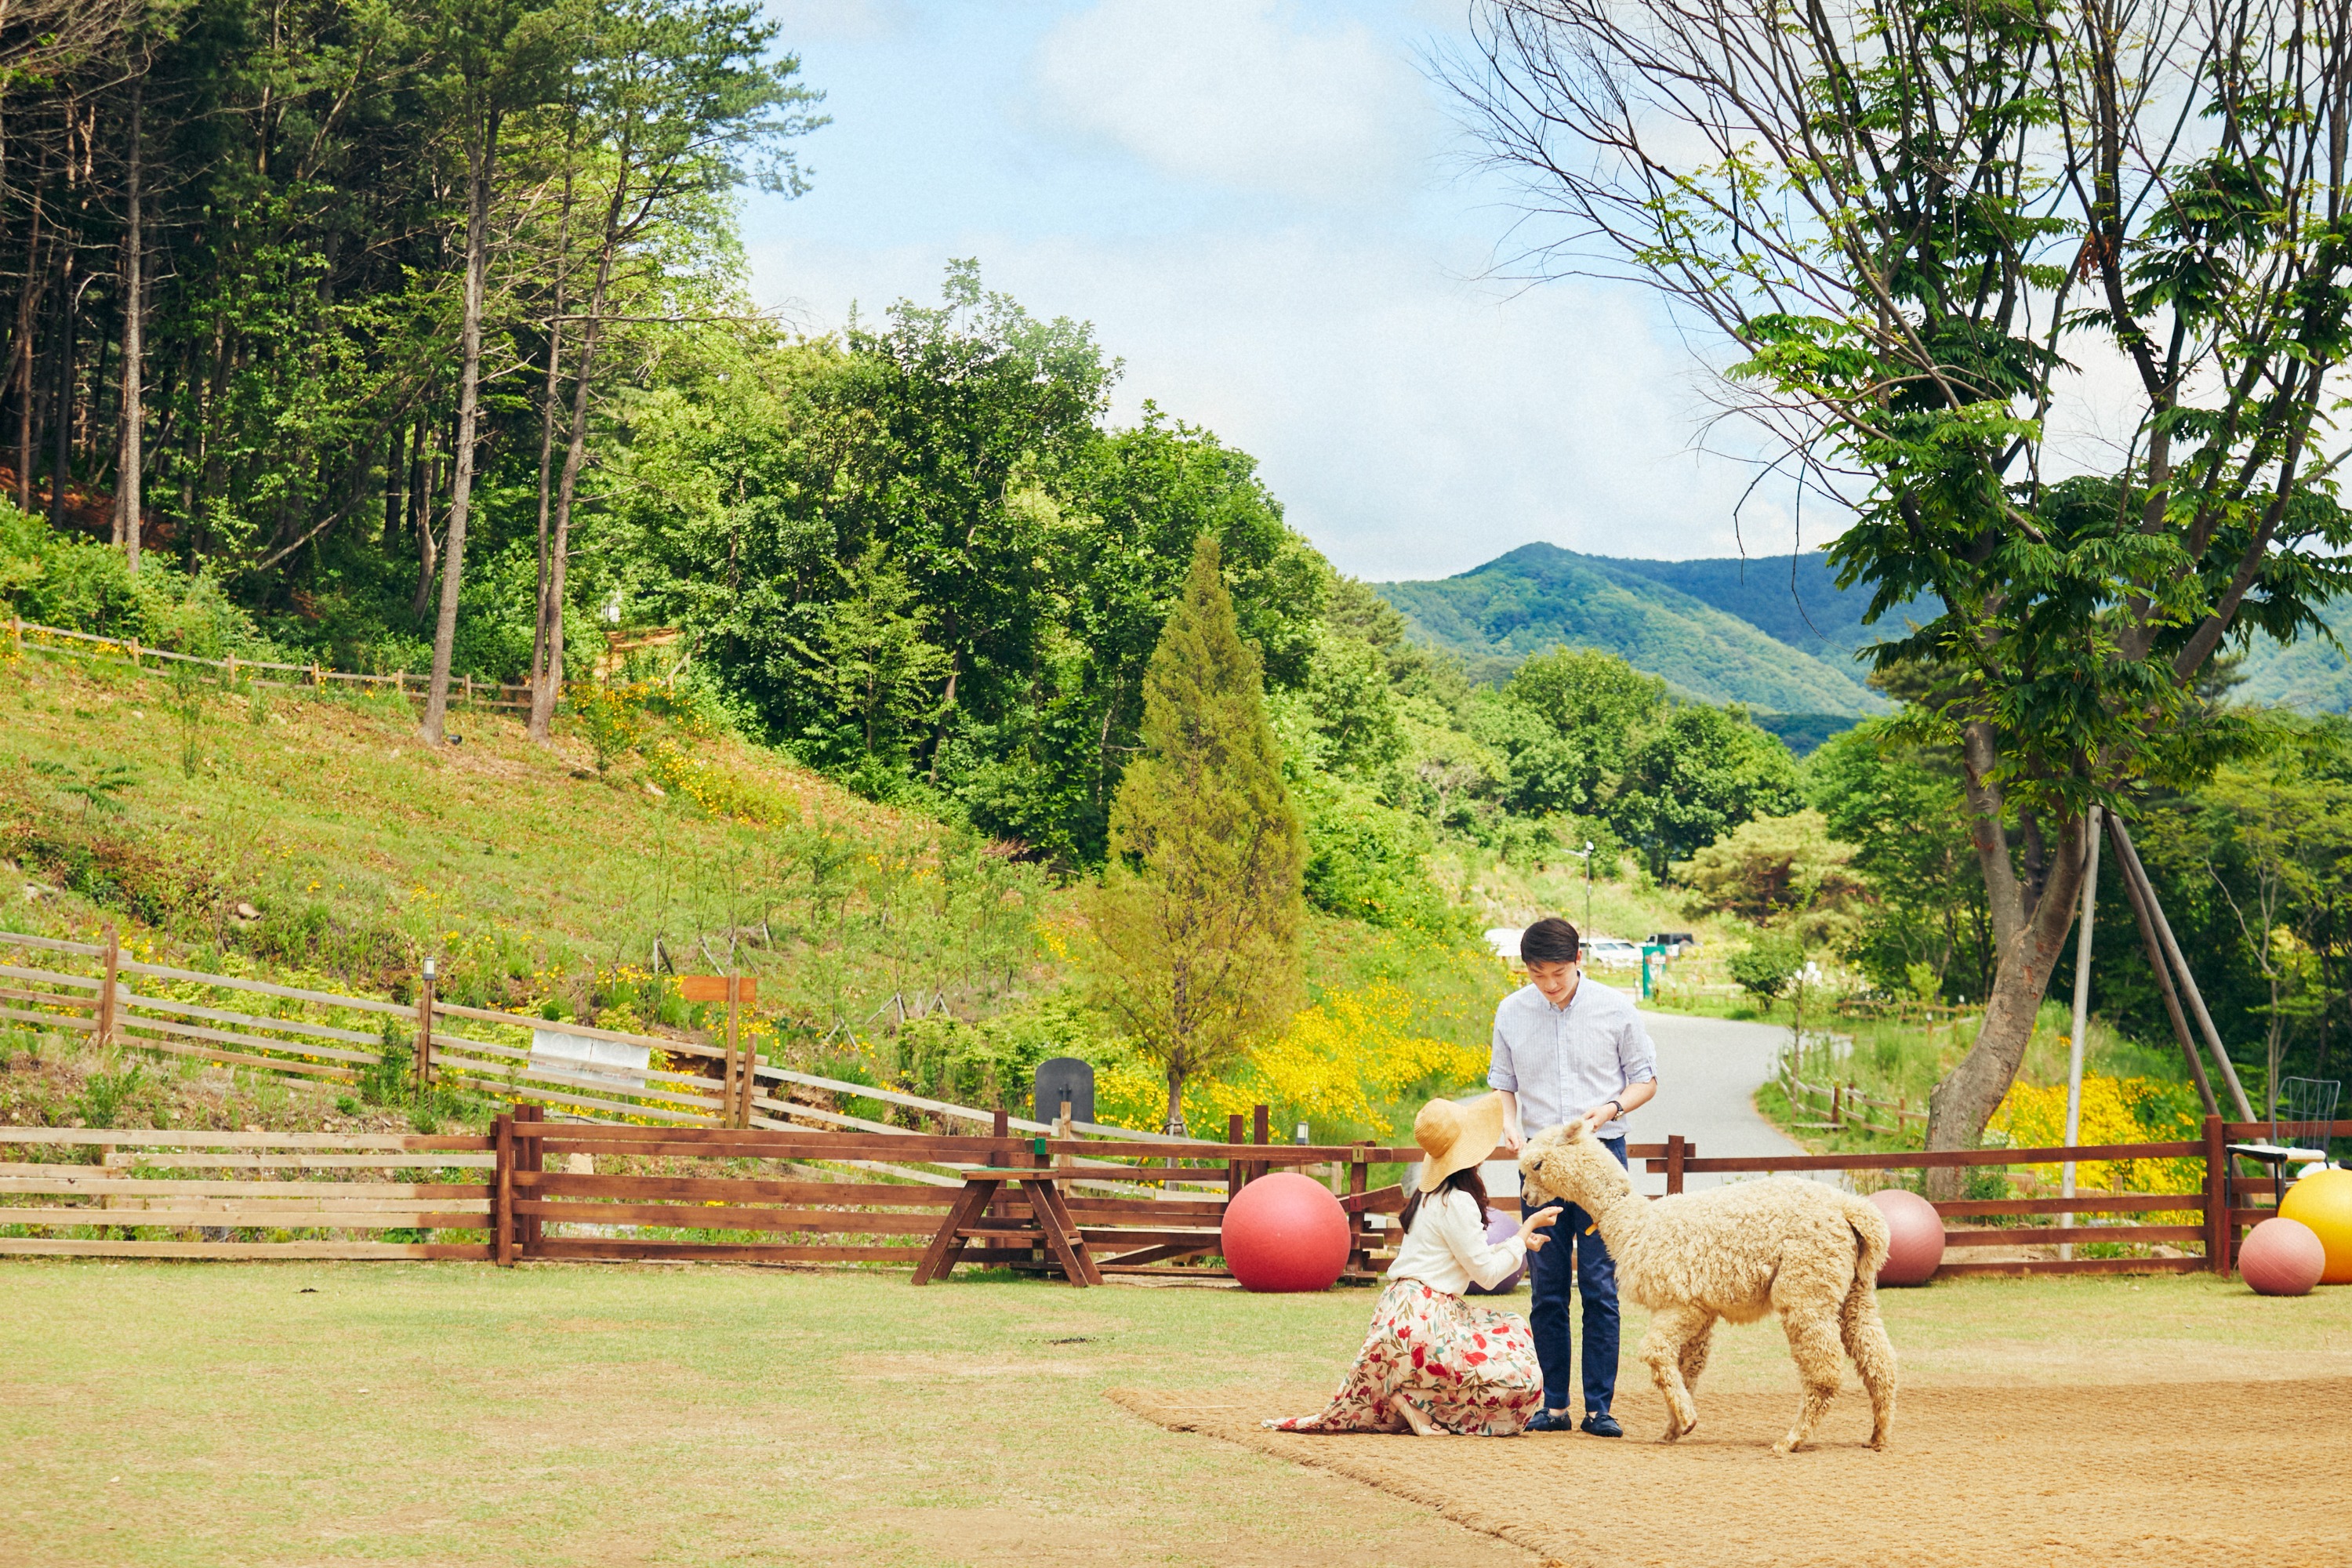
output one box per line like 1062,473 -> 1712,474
5,1262 -> 2348,1567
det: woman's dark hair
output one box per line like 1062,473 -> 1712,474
1521,916 -> 1581,965
1399,1164 -> 1491,1236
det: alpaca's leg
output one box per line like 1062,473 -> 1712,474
1639,1305 -> 1708,1441
1774,1304 -> 1846,1454
1679,1312 -> 1716,1401
1840,1279 -> 1899,1450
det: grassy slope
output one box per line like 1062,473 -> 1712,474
1,646 -> 977,1022
1374,544 -> 1888,715
3,647 -> 1514,1139
2,1262 -> 2343,1567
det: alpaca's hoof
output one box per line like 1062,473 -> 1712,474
1869,1432 -> 1889,1451
1659,1425 -> 1681,1443
1773,1436 -> 1803,1455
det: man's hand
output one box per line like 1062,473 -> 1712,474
1580,1099 -> 1621,1134
1503,1125 -> 1525,1152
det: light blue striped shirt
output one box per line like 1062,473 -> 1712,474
1487,979 -> 1657,1138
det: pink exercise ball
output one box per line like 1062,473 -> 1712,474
2240,1218 -> 2327,1297
1869,1189 -> 1945,1287
1221,1172 -> 1351,1293
1466,1208 -> 1526,1295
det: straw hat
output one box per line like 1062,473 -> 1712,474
1413,1092 -> 1507,1193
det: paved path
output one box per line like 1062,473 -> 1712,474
1629,1009 -> 1809,1193
1482,1006 -> 1806,1201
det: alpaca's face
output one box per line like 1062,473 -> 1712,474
1519,1120 -> 1634,1211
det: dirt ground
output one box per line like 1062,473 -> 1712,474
1115,1377 -> 2352,1568
4,1262 -> 2350,1567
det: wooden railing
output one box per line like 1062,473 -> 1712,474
8,616 -> 535,710
0,1127 -> 493,1260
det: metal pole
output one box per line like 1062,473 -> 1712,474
1584,840 -> 1594,931
2062,808 -> 2100,1261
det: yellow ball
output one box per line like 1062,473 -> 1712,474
2278,1168 -> 2352,1285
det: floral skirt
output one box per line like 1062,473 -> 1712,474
1266,1278 -> 1544,1436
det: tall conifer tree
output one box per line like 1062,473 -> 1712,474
1090,532 -> 1305,1134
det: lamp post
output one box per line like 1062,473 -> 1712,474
1562,839 -> 1595,931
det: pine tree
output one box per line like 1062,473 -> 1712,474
1089,532 -> 1305,1134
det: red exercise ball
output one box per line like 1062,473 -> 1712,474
1466,1207 -> 1527,1295
1868,1188 -> 1944,1287
1221,1172 -> 1351,1293
2240,1217 -> 2327,1297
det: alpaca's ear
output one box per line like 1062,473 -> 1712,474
1559,1118 -> 1588,1143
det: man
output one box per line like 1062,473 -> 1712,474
1491,916 -> 1658,1436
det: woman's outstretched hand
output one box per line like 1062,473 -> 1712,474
1518,1207 -> 1561,1253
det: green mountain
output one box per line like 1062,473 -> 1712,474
1378,541 -> 2352,724
1375,544 -> 1891,718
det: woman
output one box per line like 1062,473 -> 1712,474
1268,1092 -> 1556,1436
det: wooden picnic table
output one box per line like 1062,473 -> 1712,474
911,1163 -> 1104,1287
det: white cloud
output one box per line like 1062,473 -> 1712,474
1029,0 -> 1428,202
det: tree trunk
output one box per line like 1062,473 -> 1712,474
48,238 -> 74,532
530,163 -> 629,744
525,144 -> 578,743
410,419 -> 441,619
13,185 -> 45,515
1163,1066 -> 1187,1138
114,79 -> 143,571
422,110 -> 500,745
1922,811 -> 2091,1196
383,423 -> 405,551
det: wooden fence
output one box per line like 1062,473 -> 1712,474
9,616 -> 535,710
4,931 -> 2341,1282
0,1127 -> 493,1260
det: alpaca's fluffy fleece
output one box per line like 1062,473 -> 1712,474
1520,1120 -> 1898,1453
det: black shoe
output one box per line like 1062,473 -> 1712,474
1525,1408 -> 1577,1433
1581,1410 -> 1624,1438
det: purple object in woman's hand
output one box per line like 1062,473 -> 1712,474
1465,1207 -> 1527,1294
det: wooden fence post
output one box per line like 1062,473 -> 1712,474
415,959 -> 437,1094
1665,1133 -> 1686,1196
1252,1102 -> 1269,1187
992,1109 -> 1011,1226
96,923 -> 121,1049
494,1112 -> 516,1266
9,616 -> 20,654
728,975 -> 749,1128
2204,1113 -> 2231,1276
1348,1144 -> 1370,1275
126,637 -> 140,670
1225,1114 -> 1246,1201
516,1102 -> 543,1256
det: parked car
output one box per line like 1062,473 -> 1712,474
1582,937 -> 1643,968
1644,931 -> 1700,956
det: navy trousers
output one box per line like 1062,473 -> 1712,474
1522,1134 -> 1628,1414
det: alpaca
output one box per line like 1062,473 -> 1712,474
1519,1120 -> 1898,1453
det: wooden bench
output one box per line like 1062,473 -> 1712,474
912,1165 -> 1104,1287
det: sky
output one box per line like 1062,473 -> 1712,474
737,0 -> 1816,583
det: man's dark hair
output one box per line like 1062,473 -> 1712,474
1521,917 -> 1581,964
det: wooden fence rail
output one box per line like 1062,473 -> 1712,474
9,616 -> 535,710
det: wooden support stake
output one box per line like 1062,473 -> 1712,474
2204,1114 -> 2231,1277
96,924 -> 120,1049
2111,817 -> 2255,1120
10,615 -> 20,653
127,637 -> 140,670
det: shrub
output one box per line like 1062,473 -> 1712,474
1729,931 -> 1806,1001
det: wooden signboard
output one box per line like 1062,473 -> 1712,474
677,976 -> 757,1127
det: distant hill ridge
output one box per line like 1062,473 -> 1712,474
1374,542 -> 2351,729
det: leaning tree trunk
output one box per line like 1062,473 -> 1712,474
1922,811 -> 2092,1197
422,110 -> 500,745
525,140 -> 578,742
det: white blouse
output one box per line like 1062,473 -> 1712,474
1385,1188 -> 1526,1295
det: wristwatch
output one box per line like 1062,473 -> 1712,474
1602,1098 -> 1624,1122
